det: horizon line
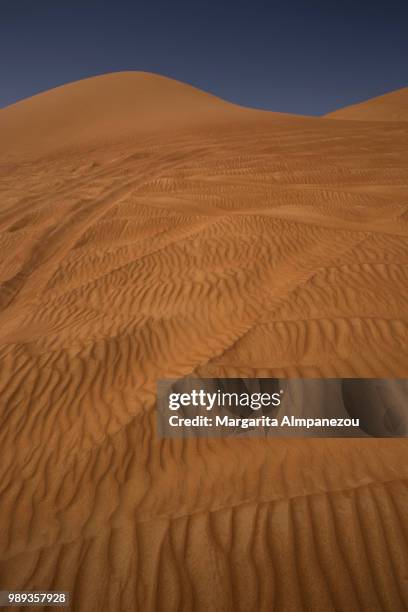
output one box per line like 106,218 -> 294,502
0,69 -> 407,117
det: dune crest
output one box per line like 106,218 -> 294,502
325,86 -> 408,121
0,71 -> 293,157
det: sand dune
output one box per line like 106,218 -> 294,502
0,72 -> 293,158
325,86 -> 408,121
0,73 -> 407,611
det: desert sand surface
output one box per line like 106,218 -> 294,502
0,72 -> 407,611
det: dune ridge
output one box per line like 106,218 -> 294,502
0,72 -> 294,158
0,73 -> 407,610
325,86 -> 408,121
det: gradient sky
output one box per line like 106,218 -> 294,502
1,0 -> 407,115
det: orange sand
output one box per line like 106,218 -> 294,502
0,73 -> 407,611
